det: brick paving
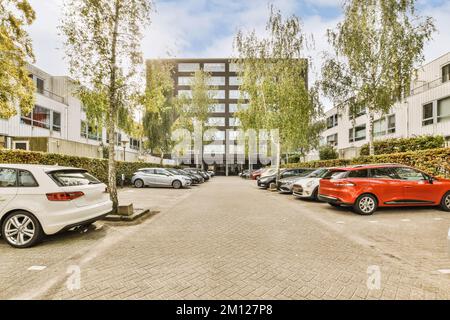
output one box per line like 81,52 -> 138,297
1,177 -> 450,299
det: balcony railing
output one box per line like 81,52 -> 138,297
409,77 -> 448,96
36,88 -> 67,105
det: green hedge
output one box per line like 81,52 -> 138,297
0,149 -> 174,185
284,147 -> 450,178
360,135 -> 445,156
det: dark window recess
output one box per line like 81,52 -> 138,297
130,138 -> 140,150
326,114 -> 338,129
422,103 -> 434,126
36,78 -> 44,94
443,64 -> 450,83
53,112 -> 61,132
348,169 -> 368,178
387,115 -> 395,133
349,125 -> 366,142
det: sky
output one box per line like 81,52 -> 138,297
27,0 -> 450,109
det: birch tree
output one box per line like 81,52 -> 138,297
60,0 -> 152,212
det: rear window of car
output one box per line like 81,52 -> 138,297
348,169 -> 369,178
322,170 -> 346,179
18,170 -> 39,187
48,170 -> 101,186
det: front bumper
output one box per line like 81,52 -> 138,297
292,185 -> 314,198
277,182 -> 294,193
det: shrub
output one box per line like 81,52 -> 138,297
284,147 -> 450,178
319,145 -> 339,160
0,149 -> 174,185
360,135 -> 445,156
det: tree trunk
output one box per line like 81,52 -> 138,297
368,111 -> 375,156
160,151 -> 164,166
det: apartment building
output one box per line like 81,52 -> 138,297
0,64 -> 144,162
315,52 -> 450,160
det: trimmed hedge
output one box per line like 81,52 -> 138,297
360,135 -> 445,156
284,147 -> 450,178
0,149 -> 174,185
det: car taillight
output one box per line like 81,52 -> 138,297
46,191 -> 84,201
333,181 -> 356,187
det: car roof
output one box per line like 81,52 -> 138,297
0,164 -> 81,172
335,163 -> 408,171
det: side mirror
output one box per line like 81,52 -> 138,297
428,176 -> 435,184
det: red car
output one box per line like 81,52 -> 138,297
250,169 -> 263,180
319,164 -> 450,215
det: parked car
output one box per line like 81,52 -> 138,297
132,168 -> 191,189
277,169 -> 316,193
257,168 -> 314,189
292,168 -> 341,200
250,169 -> 263,180
0,164 -> 112,248
207,170 -> 215,177
179,169 -> 204,183
184,168 -> 210,181
166,168 -> 201,184
319,164 -> 450,215
240,169 -> 250,179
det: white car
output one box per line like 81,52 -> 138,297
131,167 -> 191,189
292,168 -> 331,200
0,164 -> 112,248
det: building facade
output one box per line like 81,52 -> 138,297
0,64 -> 149,162
314,52 -> 450,160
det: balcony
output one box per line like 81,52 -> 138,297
36,88 -> 67,105
409,77 -> 448,96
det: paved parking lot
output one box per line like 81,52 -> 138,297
1,177 -> 450,299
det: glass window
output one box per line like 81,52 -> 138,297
229,63 -> 242,72
326,114 -> 338,129
422,103 -> 434,126
48,170 -> 101,186
370,167 -> 397,179
229,76 -> 243,86
326,133 -> 337,146
373,118 -> 386,137
208,90 -> 225,99
348,169 -> 368,178
349,125 -> 366,142
228,144 -> 244,154
53,112 -> 61,132
178,76 -> 193,86
322,170 -> 346,179
437,97 -> 450,122
443,64 -> 450,83
155,168 -> 169,175
36,77 -> 44,94
178,63 -> 199,72
32,105 -> 50,129
349,105 -> 366,119
387,115 -> 395,133
209,104 -> 225,113
178,90 -> 192,98
394,167 -> 426,181
229,90 -> 249,100
227,130 -> 241,140
204,144 -> 225,154
206,117 -> 225,126
129,138 -> 140,150
0,168 -> 17,187
207,77 -> 225,86
80,121 -> 87,138
229,117 -> 241,126
18,170 -> 38,187
229,103 -> 248,112
203,63 -> 225,72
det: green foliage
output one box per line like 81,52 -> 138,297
0,149 -> 173,185
0,0 -> 36,118
284,147 -> 450,178
321,0 -> 435,155
360,135 -> 445,156
319,145 -> 339,160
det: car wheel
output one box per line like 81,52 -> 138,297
440,191 -> 450,212
134,179 -> 144,188
172,180 -> 182,189
311,187 -> 319,201
2,211 -> 43,248
353,194 -> 378,215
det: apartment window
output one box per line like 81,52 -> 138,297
326,114 -> 338,129
229,144 -> 245,154
438,96 -> 450,122
81,120 -> 102,141
53,112 -> 61,132
178,63 -> 199,72
227,130 -> 241,140
209,104 -> 225,113
207,76 -> 225,86
208,130 -> 225,140
443,64 -> 450,83
348,105 -> 366,119
229,76 -> 243,86
206,117 -> 225,126
387,115 -> 396,133
129,138 -> 140,150
229,117 -> 241,126
29,74 -> 44,94
229,90 -> 249,100
208,90 -> 225,99
349,124 -> 366,142
326,133 -> 338,146
422,102 -> 434,126
178,90 -> 192,98
204,144 -> 225,154
229,63 -> 242,72
178,76 -> 193,86
373,118 -> 386,137
203,63 -> 225,72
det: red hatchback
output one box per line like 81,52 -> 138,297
319,164 -> 450,215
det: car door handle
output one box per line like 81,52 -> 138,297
404,186 -> 413,188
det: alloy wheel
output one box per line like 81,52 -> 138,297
359,196 -> 375,214
4,214 -> 35,246
445,194 -> 450,209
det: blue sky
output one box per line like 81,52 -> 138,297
28,0 -> 450,85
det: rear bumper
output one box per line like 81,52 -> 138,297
318,194 -> 353,206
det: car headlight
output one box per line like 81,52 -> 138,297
306,181 -> 314,188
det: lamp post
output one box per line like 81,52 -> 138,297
121,138 -> 128,162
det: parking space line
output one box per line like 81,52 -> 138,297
433,218 -> 443,221
335,221 -> 345,224
437,269 -> 450,274
401,219 -> 411,222
368,220 -> 378,223
27,266 -> 47,271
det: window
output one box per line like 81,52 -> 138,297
203,63 -> 225,72
18,170 -> 38,187
208,130 -> 225,140
178,76 -> 193,86
229,104 -> 248,112
53,112 -> 61,132
394,167 -> 427,181
437,96 -> 450,122
0,168 -> 17,187
349,125 -> 366,142
154,168 -> 169,175
387,115 -> 396,133
229,76 -> 243,86
322,170 -> 346,179
204,144 -> 225,154
229,117 -> 241,126
349,105 -> 366,119
422,102 -> 434,126
178,63 -> 199,72
206,117 -> 225,126
326,114 -> 338,129
370,167 -> 397,179
178,90 -> 192,98
48,170 -> 101,186
208,90 -> 225,99
229,63 -> 242,72
326,133 -> 338,146
348,169 -> 368,178
29,74 -> 45,94
209,104 -> 225,113
227,130 -> 241,140
373,118 -> 386,137
129,138 -> 140,150
81,120 -> 102,141
229,90 -> 249,100
207,77 -> 225,86
443,64 -> 450,83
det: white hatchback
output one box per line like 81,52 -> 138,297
0,164 -> 112,248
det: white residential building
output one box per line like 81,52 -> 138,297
0,64 -> 146,162
313,52 -> 450,160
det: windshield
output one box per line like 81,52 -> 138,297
307,168 -> 327,178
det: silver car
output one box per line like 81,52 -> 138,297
131,168 -> 191,189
